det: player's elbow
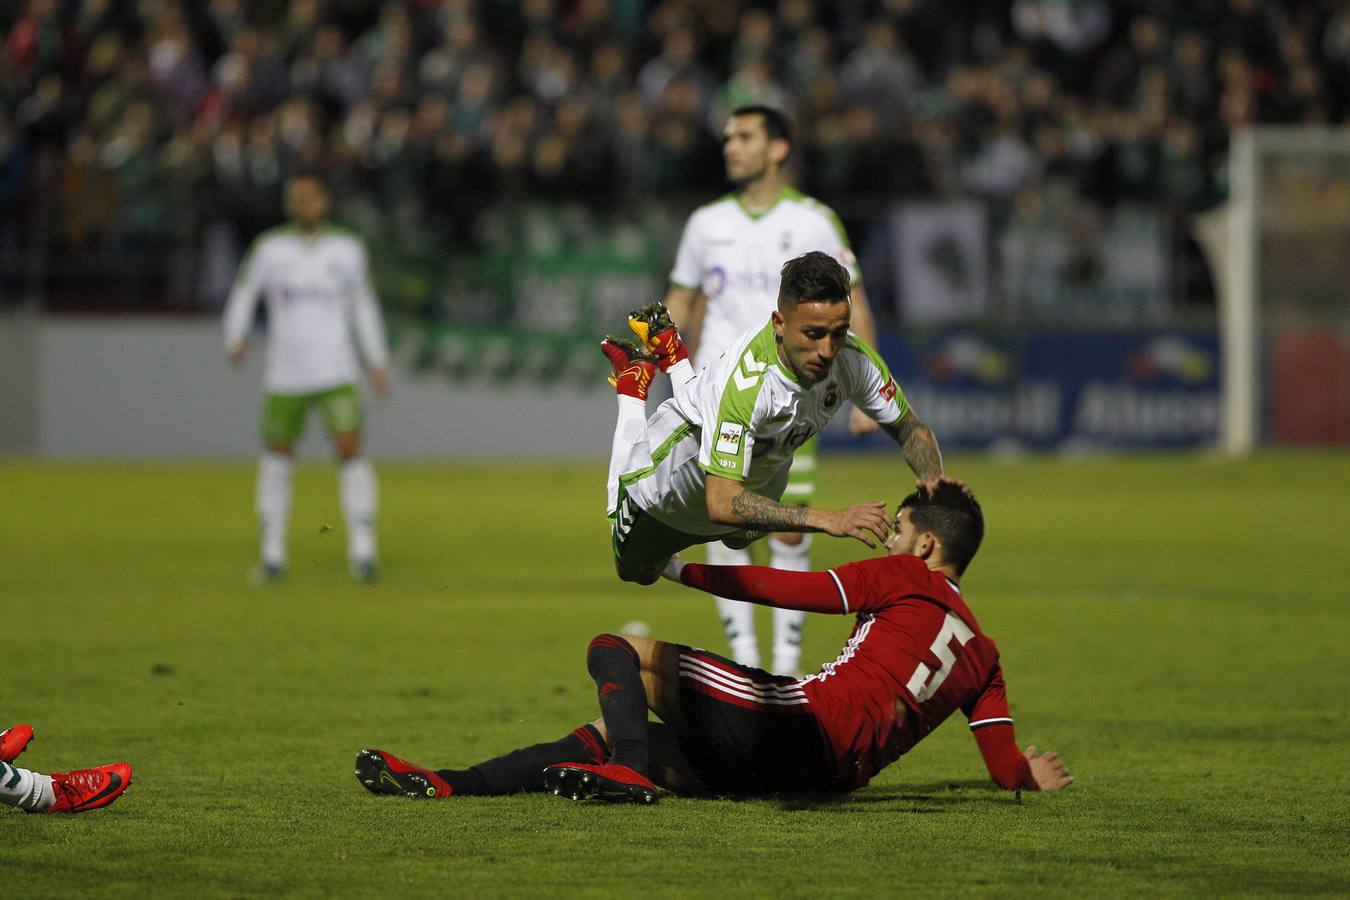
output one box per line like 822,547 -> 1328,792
705,496 -> 739,526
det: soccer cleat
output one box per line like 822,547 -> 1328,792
349,559 -> 380,584
246,562 -> 286,587
542,762 -> 659,805
627,302 -> 689,372
0,724 -> 33,763
601,336 -> 658,401
355,748 -> 453,799
45,762 -> 132,814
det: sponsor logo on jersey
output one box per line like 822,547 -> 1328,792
715,422 -> 744,454
703,266 -> 778,300
879,377 -> 897,402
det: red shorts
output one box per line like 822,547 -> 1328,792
674,645 -> 842,795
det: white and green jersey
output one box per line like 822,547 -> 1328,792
669,186 -> 859,368
624,320 -> 908,537
223,225 -> 389,394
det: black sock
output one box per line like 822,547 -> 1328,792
436,724 -> 607,795
586,633 -> 650,775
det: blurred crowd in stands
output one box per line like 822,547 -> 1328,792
1,0 -> 1346,308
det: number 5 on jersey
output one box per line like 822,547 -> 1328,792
906,613 -> 975,703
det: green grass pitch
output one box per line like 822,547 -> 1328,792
3,453 -> 1348,897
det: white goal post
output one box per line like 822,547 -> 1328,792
1199,126 -> 1350,456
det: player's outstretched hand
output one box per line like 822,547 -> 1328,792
848,406 -> 881,437
825,502 -> 891,548
1024,745 -> 1073,791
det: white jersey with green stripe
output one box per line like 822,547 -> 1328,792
624,320 -> 908,537
223,224 -> 389,394
669,187 -> 859,369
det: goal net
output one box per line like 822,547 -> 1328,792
1201,126 -> 1350,454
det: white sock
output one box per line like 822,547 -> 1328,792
708,541 -> 758,666
606,395 -> 650,515
256,452 -> 293,566
667,358 -> 696,404
770,535 -> 812,674
0,761 -> 54,812
340,457 -> 378,563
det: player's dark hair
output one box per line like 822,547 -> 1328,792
898,482 -> 984,576
778,251 -> 851,312
731,104 -> 793,157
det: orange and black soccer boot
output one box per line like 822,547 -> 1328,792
355,749 -> 454,799
542,761 -> 658,805
45,762 -> 132,814
627,302 -> 689,372
0,724 -> 33,763
601,337 -> 658,401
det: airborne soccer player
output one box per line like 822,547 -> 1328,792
660,105 -> 884,673
606,250 -> 941,590
224,173 -> 390,585
0,724 -> 132,814
353,479 -> 1072,803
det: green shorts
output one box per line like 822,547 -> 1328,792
779,435 -> 819,506
610,488 -> 762,585
261,384 -> 363,445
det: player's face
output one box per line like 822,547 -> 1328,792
722,115 -> 785,186
772,299 -> 850,384
885,507 -> 919,556
285,178 -> 330,230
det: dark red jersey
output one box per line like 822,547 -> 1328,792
676,555 -> 1034,792
801,555 -> 1010,789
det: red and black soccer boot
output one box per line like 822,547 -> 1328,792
355,749 -> 454,799
601,336 -> 658,401
0,724 -> 33,763
45,762 -> 132,814
542,762 -> 658,805
627,302 -> 689,372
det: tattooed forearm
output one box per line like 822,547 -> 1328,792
888,414 -> 943,480
729,488 -> 812,530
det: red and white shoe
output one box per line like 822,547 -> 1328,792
601,337 -> 658,401
0,724 -> 33,763
543,761 -> 658,804
46,762 -> 132,814
354,749 -> 454,799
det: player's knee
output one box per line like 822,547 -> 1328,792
614,560 -> 661,586
587,633 -> 639,666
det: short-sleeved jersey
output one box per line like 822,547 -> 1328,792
669,188 -> 859,367
622,319 -> 907,536
800,554 -> 1012,791
223,225 -> 389,394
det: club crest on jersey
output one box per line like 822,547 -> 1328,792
879,377 -> 897,402
716,421 -> 744,454
824,382 -> 839,409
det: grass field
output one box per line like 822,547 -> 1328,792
3,452 -> 1349,897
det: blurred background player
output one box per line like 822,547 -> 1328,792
352,478 -> 1071,804
661,106 -> 883,673
0,724 -> 132,814
224,173 -> 390,585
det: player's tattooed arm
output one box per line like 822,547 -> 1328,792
706,475 -> 890,547
728,487 -> 810,530
883,411 -> 943,481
